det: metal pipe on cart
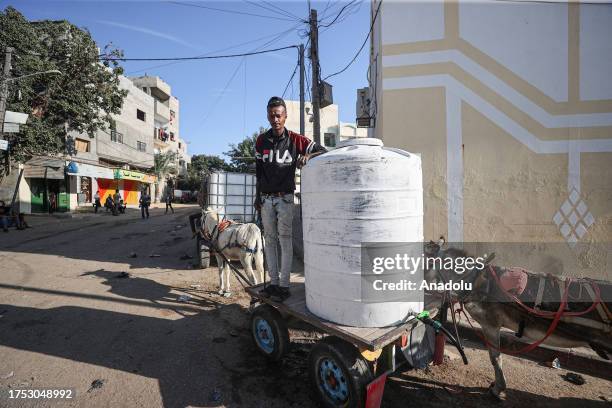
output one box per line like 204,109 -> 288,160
433,297 -> 449,365
417,310 -> 468,365
255,209 -> 268,291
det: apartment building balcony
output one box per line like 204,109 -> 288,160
154,100 -> 170,122
130,76 -> 171,101
154,128 -> 169,147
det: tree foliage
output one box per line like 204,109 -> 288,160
153,150 -> 177,180
223,126 -> 266,173
176,154 -> 231,191
0,6 -> 126,163
190,154 -> 231,176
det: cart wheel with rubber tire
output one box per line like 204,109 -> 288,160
308,336 -> 373,408
196,235 -> 210,269
250,304 -> 290,361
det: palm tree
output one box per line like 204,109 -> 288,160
153,151 -> 177,202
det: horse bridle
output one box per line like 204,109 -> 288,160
201,210 -> 221,244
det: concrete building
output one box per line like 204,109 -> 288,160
368,0 -> 612,279
62,74 -> 157,210
131,75 -> 189,199
2,74 -> 187,213
284,100 -> 367,148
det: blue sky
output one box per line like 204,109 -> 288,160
3,0 -> 370,158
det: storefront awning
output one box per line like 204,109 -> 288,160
65,161 -> 115,179
114,169 -> 156,183
24,157 -> 65,180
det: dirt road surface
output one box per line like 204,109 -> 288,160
0,205 -> 610,407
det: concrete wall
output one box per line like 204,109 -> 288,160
285,100 -> 340,148
0,164 -> 30,213
96,76 -> 155,169
339,122 -> 368,141
372,0 -> 612,280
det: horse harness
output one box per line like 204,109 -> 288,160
441,262 -> 611,356
201,217 -> 258,254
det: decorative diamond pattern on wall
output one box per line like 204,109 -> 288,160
553,188 -> 595,247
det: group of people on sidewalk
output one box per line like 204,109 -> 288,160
90,189 -> 174,219
93,190 -> 126,216
0,200 -> 30,232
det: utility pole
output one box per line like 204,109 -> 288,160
0,47 -> 14,175
299,44 -> 305,136
309,9 -> 321,144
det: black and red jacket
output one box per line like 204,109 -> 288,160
255,128 -> 326,194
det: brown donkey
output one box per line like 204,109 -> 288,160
424,239 -> 612,400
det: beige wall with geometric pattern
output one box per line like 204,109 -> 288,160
371,0 -> 612,280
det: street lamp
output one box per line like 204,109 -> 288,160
1,69 -> 63,129
1,69 -> 63,124
2,69 -> 62,83
0,67 -> 63,175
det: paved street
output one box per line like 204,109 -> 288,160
0,206 -> 610,408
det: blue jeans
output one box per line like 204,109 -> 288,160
261,193 -> 294,287
1,215 -> 7,231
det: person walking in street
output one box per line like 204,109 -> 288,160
140,190 -> 151,219
93,191 -> 101,213
255,96 -> 326,302
165,192 -> 174,214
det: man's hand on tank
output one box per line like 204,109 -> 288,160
297,154 -> 309,169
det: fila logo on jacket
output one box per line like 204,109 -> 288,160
261,149 -> 293,164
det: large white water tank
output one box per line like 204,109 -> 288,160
301,138 -> 423,327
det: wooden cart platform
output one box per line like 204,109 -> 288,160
246,274 -> 439,352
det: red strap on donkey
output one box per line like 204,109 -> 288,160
463,266 -> 603,355
488,266 -> 602,318
459,279 -> 569,355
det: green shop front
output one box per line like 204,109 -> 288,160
24,157 -> 69,213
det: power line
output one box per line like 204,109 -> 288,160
305,59 -> 312,102
320,0 -> 334,20
319,0 -> 359,27
328,0 -> 363,28
244,0 -> 306,22
319,1 -> 363,36
126,23 -> 302,75
243,58 -> 247,138
282,61 -> 299,98
198,25 -> 298,128
263,0 -> 305,22
100,45 -> 298,62
167,1 -> 296,22
322,0 -> 382,81
200,58 -> 246,127
290,70 -> 295,101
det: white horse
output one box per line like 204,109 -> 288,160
201,208 -> 265,297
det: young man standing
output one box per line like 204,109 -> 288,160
255,96 -> 326,302
93,191 -> 101,213
165,192 -> 174,214
140,189 -> 151,219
